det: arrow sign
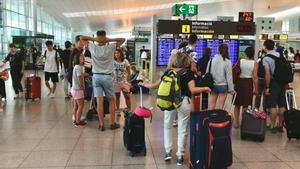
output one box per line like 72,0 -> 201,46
172,4 -> 198,16
179,5 -> 186,12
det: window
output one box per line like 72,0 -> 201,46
19,15 -> 26,29
6,11 -> 11,26
11,12 -> 18,27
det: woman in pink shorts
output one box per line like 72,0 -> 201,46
114,49 -> 131,111
71,53 -> 86,126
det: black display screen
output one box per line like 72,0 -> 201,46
157,38 -> 174,66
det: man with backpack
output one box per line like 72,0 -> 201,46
44,41 -> 60,98
179,34 -> 198,74
263,40 -> 293,134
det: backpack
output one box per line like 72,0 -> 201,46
266,54 -> 293,84
156,69 -> 187,111
257,58 -> 265,79
44,50 -> 59,73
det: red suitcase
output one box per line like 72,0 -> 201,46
24,74 -> 41,101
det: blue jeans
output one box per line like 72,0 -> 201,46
212,85 -> 228,94
92,74 -> 115,98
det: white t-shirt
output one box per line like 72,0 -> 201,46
72,65 -> 85,90
88,42 -> 116,74
44,50 -> 59,73
114,59 -> 130,83
240,59 -> 255,78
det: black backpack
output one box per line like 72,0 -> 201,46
266,54 -> 293,84
257,58 -> 265,79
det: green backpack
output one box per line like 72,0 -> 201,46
156,69 -> 186,111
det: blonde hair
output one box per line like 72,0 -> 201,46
168,52 -> 192,69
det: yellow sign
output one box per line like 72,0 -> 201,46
280,34 -> 288,40
182,25 -> 190,33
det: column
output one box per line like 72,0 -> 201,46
150,15 -> 157,83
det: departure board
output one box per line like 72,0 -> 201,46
207,39 -> 223,58
239,40 -> 255,58
194,39 -> 207,60
223,40 -> 239,65
157,38 -> 175,66
175,39 -> 186,49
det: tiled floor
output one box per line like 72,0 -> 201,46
0,72 -> 300,169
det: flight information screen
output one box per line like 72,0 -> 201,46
194,39 -> 207,60
207,39 -> 223,58
223,39 -> 239,65
157,38 -> 175,66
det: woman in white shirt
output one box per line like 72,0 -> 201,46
233,47 -> 255,128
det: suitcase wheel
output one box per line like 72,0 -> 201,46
130,152 -> 135,157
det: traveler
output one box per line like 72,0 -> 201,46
0,77 -> 6,101
29,45 -> 38,64
197,47 -> 211,76
2,44 -> 25,99
61,41 -> 72,99
233,47 -> 255,128
80,30 -> 125,131
179,34 -> 198,74
141,52 -> 211,166
71,52 -> 87,126
288,47 -> 295,61
263,40 -> 286,134
208,44 -> 235,110
114,48 -> 131,111
44,41 -> 60,98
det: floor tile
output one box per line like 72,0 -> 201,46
34,138 -> 77,151
74,138 -> 113,151
233,148 -> 279,162
0,139 -> 40,152
0,151 -> 30,168
113,165 -> 158,169
67,150 -> 112,166
20,151 -> 71,167
66,166 -> 111,169
245,162 -> 292,169
228,163 -> 248,169
157,164 -> 188,169
46,128 -> 82,139
112,148 -> 155,165
286,162 -> 300,169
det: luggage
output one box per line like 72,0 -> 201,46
24,69 -> 41,101
194,93 -> 209,112
84,77 -> 93,101
131,83 -> 149,94
85,92 -> 109,121
284,89 -> 300,140
240,109 -> 267,142
190,109 -> 232,169
123,111 -> 146,157
134,86 -> 152,118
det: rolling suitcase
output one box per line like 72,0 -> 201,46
123,111 -> 146,157
85,92 -> 110,121
190,109 -> 232,169
194,93 -> 209,111
24,69 -> 41,101
240,96 -> 267,142
284,89 -> 300,141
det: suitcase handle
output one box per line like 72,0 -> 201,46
223,94 -> 237,112
285,89 -> 297,110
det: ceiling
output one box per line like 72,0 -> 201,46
36,0 -> 300,33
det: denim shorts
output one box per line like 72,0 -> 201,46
212,85 -> 228,94
92,74 -> 115,98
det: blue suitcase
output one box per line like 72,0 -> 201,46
190,109 -> 232,169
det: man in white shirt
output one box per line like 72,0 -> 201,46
80,30 -> 125,131
44,41 -> 60,98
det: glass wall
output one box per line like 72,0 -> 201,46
0,0 -> 72,59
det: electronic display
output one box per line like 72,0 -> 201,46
157,38 -> 175,66
194,39 -> 207,60
223,40 -> 239,65
207,39 -> 223,58
239,12 -> 254,22
175,39 -> 187,49
239,40 -> 255,58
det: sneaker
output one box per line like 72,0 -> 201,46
50,93 -> 55,98
276,126 -> 284,133
164,152 -> 172,161
1,97 -> 6,102
176,156 -> 184,166
13,94 -> 19,99
98,125 -> 105,132
173,120 -> 178,127
110,123 -> 120,130
47,89 -> 52,96
75,120 -> 87,127
65,96 -> 71,100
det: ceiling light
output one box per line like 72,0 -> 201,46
63,0 -> 230,18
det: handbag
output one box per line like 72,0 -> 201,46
196,59 -> 214,89
232,59 -> 241,84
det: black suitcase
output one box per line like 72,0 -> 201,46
284,89 -> 300,140
86,92 -> 110,121
240,111 -> 267,142
123,111 -> 146,157
190,109 -> 232,169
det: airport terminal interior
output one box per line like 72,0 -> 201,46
1,0 -> 300,168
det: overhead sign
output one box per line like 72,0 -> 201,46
157,20 -> 256,35
172,4 -> 198,16
259,34 -> 268,40
274,34 -> 288,40
239,12 -> 254,22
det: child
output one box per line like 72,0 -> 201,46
114,49 -> 131,111
71,53 -> 87,126
141,52 -> 211,166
